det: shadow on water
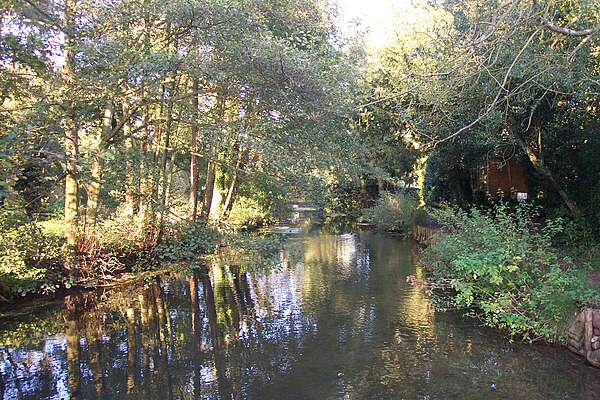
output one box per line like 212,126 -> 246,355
1,231 -> 600,399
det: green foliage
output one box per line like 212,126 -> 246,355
363,191 -> 424,234
156,221 -> 220,263
421,202 -> 598,342
226,196 -> 274,231
0,208 -> 63,299
358,0 -> 599,217
550,208 -> 600,272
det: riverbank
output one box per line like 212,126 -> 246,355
0,215 -> 285,308
410,204 -> 600,368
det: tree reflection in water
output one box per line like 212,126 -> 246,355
1,233 -> 600,399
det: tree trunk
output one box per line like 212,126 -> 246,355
164,146 -> 177,214
138,91 -> 155,233
201,160 -> 217,220
159,82 -> 175,208
63,0 -> 79,267
514,134 -> 580,215
376,173 -> 384,193
189,78 -> 200,221
200,92 -> 226,220
123,101 -> 136,218
64,123 -> 79,262
85,100 -> 114,230
222,147 -> 245,218
222,172 -> 238,217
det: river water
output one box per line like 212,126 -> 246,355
1,232 -> 599,399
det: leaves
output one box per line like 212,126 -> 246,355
422,202 -> 598,342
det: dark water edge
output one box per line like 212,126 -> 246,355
1,232 -> 599,400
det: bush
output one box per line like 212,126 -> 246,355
72,213 -> 154,277
421,202 -> 599,342
0,207 -> 63,299
156,221 -> 220,262
226,196 -> 271,230
363,191 -> 424,234
550,208 -> 600,271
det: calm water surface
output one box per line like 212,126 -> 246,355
1,232 -> 599,399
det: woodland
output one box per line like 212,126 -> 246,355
1,0 -> 599,304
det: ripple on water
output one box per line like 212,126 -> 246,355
1,233 -> 600,400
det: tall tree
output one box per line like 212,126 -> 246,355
361,0 -> 599,212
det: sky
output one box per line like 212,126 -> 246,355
334,0 -> 412,47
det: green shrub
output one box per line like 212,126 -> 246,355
363,191 -> 424,234
226,196 -> 271,230
156,221 -> 220,262
421,202 -> 598,342
550,208 -> 600,271
0,208 -> 63,299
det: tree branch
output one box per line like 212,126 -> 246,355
434,28 -> 542,147
539,16 -> 598,37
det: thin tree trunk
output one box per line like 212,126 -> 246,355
376,173 -> 384,193
85,100 -> 114,230
201,160 -> 217,220
159,87 -> 173,205
514,134 -> 580,215
147,104 -> 161,227
138,92 -> 155,234
123,101 -> 136,218
163,146 -> 177,214
189,78 -> 200,221
63,0 -> 79,267
159,32 -> 178,214
200,92 -> 225,220
222,147 -> 245,218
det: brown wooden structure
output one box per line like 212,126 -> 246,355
474,157 -> 527,200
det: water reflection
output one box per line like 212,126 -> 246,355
1,233 -> 600,399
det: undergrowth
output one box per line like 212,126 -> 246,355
421,202 -> 599,343
0,206 -> 63,300
362,191 -> 427,235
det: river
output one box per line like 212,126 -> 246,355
1,231 -> 599,399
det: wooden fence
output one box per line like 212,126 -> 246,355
412,225 -> 440,246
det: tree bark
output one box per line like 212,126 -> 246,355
201,160 -> 217,220
85,100 -> 114,230
159,79 -> 176,208
189,78 -> 200,221
514,134 -> 580,215
222,146 -> 245,218
137,89 -> 155,232
63,0 -> 79,267
200,92 -> 225,220
123,100 -> 136,217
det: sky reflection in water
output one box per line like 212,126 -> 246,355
1,232 -> 599,400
